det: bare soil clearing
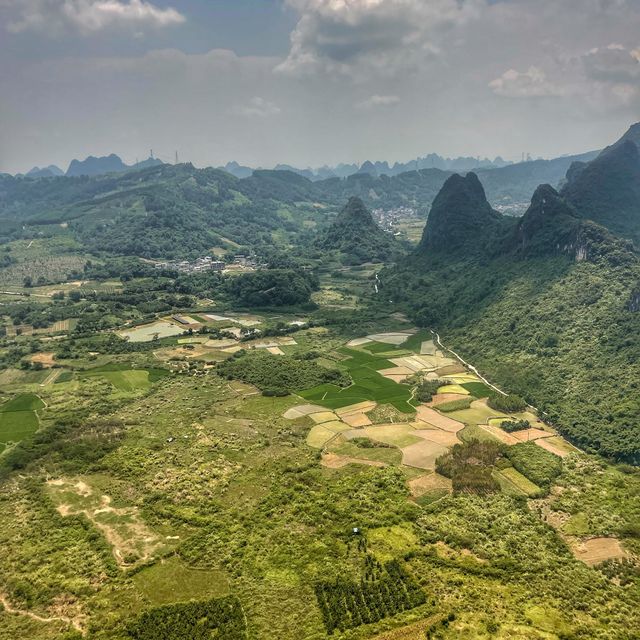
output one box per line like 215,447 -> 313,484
30,352 -> 56,367
46,478 -> 172,567
320,452 -> 387,469
535,437 -> 573,458
415,406 -> 465,433
283,404 -> 326,419
569,537 -> 627,566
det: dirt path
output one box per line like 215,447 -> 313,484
432,331 -> 507,397
0,594 -> 85,634
40,369 -> 62,386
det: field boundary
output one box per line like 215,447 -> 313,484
431,331 -> 507,397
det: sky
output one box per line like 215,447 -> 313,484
0,0 -> 639,174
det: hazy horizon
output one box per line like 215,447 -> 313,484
1,0 -> 639,174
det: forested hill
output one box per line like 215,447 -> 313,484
381,151 -> 640,463
316,197 -> 403,265
0,163 -> 334,258
562,127 -> 640,248
418,172 -> 508,254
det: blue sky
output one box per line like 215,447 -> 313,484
1,0 -> 639,173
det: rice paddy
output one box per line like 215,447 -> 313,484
119,321 -> 185,342
298,347 -> 416,412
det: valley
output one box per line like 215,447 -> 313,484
0,123 -> 639,640
0,288 -> 638,639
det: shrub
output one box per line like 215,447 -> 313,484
506,442 -> 562,488
437,397 -> 473,412
501,419 -> 529,433
488,394 -> 527,412
415,379 -> 447,403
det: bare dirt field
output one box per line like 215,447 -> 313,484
478,424 -> 520,445
408,472 -> 452,498
569,537 -> 627,566
283,404 -> 326,419
401,440 -> 449,470
535,437 -> 571,457
321,452 -> 387,469
428,393 -> 469,407
415,406 -> 465,433
512,428 -> 553,442
30,352 -> 56,367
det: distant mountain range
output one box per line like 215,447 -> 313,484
65,154 -> 163,177
221,153 -> 514,181
26,165 -> 64,178
20,154 -> 164,178
19,149 -> 600,216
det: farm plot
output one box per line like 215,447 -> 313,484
401,440 -> 449,470
408,472 -> 452,498
326,439 -> 402,466
204,313 -> 262,326
78,364 -> 170,392
444,399 -> 508,426
306,422 -> 350,448
30,352 -> 56,367
535,436 -> 578,458
494,467 -> 542,497
320,452 -> 387,469
0,393 -> 44,446
569,537 -> 627,566
119,321 -> 185,342
414,406 -> 464,433
133,557 -> 230,606
298,348 -> 415,413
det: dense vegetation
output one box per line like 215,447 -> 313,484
314,559 -> 426,634
224,269 -> 319,308
506,442 -> 563,489
127,596 -> 246,640
317,197 -> 403,265
435,440 -> 505,495
488,394 -> 527,413
216,349 -> 350,395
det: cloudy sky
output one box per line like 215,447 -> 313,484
1,0 -> 639,173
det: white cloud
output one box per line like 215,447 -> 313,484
234,96 -> 282,118
356,94 -> 400,109
278,0 -> 484,76
489,66 -> 566,98
5,0 -> 185,35
581,43 -> 640,82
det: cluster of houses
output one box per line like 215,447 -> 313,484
371,206 -> 417,233
154,256 -> 225,273
152,253 -> 268,274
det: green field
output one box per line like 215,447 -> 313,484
298,347 -> 416,412
78,364 -> 171,391
495,467 -> 542,497
0,393 -> 45,412
0,393 -> 43,446
133,557 -> 230,606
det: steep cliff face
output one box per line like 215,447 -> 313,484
419,172 -> 504,254
513,184 -> 581,256
562,135 -> 640,247
512,184 -> 635,264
